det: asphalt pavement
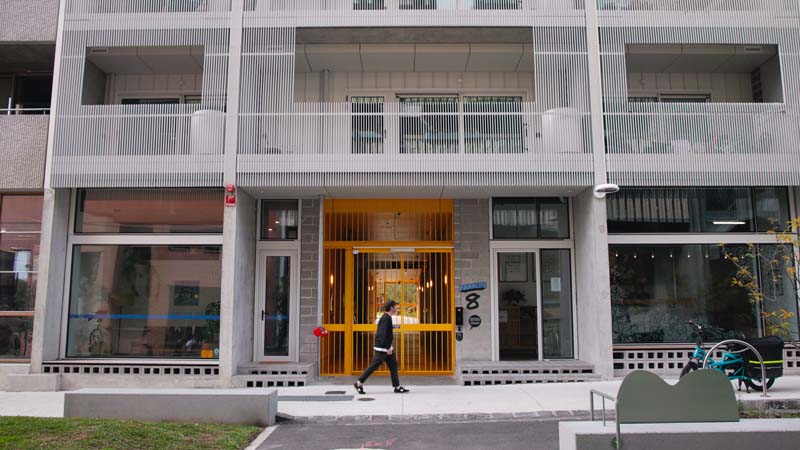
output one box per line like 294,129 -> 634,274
256,417 -> 572,450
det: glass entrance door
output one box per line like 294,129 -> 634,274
255,250 -> 298,362
495,249 -> 574,360
497,252 -> 540,360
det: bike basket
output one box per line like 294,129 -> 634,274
743,336 -> 785,379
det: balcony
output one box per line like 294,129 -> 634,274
50,45 -> 226,187
603,43 -> 800,185
65,0 -> 232,14
237,101 -> 592,186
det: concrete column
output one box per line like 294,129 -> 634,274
454,199 -> 492,362
218,190 -> 256,383
30,188 -> 70,373
573,188 -> 614,379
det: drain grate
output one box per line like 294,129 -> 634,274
325,390 -> 346,395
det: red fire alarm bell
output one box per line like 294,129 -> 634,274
225,184 -> 236,207
313,326 -> 328,337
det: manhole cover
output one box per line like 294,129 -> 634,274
325,390 -> 346,395
357,397 -> 375,401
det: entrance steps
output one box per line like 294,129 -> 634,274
458,360 -> 600,386
234,362 -> 316,388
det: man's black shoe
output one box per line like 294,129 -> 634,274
354,382 -> 365,394
394,386 -> 410,393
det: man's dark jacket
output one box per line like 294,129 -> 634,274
374,312 -> 394,350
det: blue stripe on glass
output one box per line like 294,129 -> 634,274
69,314 -> 220,320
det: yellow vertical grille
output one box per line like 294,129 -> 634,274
321,199 -> 454,376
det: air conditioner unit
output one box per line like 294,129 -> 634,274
542,107 -> 582,153
190,109 -> 224,155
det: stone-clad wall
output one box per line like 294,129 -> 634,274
454,199 -> 492,362
299,199 -> 320,367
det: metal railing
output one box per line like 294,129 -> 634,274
66,0 -> 232,14
54,105 -> 224,157
605,103 -> 795,156
239,101 -> 590,157
702,339 -> 769,398
247,0 -> 585,12
1,108 -> 50,115
597,0 -> 798,12
590,389 -> 621,450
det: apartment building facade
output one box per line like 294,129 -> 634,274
2,0 -> 800,390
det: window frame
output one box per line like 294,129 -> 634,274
608,187 -> 799,346
59,190 -> 224,361
490,197 -> 571,240
0,193 -> 43,362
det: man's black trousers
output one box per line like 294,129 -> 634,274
357,350 -> 399,387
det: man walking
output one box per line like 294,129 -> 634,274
354,300 -> 410,394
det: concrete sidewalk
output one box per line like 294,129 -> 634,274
3,376 -> 800,421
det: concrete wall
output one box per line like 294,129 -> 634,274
627,72 -> 752,102
0,115 -> 47,189
219,190 -> 256,381
30,188 -> 71,372
454,199 -> 492,362
294,71 -> 535,102
0,0 -> 58,42
760,55 -> 783,103
81,61 -> 107,106
299,199 -> 320,366
573,188 -> 613,378
0,364 -> 30,390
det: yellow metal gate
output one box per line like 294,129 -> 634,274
320,200 -> 455,376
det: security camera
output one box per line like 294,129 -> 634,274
593,183 -> 620,199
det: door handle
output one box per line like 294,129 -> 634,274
261,310 -> 266,321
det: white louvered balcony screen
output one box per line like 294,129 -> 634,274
236,25 -> 594,187
245,0 -> 586,12
596,0 -> 798,12
51,15 -> 230,187
599,25 -> 800,186
65,0 -> 232,14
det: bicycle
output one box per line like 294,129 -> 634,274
679,320 -> 783,392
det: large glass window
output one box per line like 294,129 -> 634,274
493,198 -> 569,239
610,244 -> 799,344
0,194 -> 43,360
607,187 -> 790,234
66,245 -> 222,359
75,189 -> 224,234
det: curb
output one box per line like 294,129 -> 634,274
276,410 -> 594,424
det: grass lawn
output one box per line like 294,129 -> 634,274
0,417 -> 262,450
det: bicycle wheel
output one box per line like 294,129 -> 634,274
679,361 -> 697,379
745,377 -> 775,392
